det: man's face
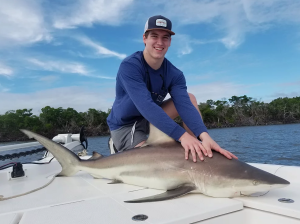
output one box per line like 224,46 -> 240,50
143,30 -> 171,60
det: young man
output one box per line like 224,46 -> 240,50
107,15 -> 237,162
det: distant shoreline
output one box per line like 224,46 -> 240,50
1,121 -> 299,143
204,120 -> 300,129
1,96 -> 299,142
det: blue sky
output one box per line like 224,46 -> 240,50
0,0 -> 300,115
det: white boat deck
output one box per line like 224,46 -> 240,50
0,157 -> 300,224
237,163 -> 300,220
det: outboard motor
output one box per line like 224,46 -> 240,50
79,126 -> 88,150
45,127 -> 88,158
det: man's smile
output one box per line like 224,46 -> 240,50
154,47 -> 164,51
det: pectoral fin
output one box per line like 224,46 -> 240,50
124,184 -> 196,203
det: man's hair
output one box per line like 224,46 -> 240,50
144,31 -> 150,39
144,31 -> 149,46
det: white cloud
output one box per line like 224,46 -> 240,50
269,91 -> 300,101
76,36 -> 127,60
163,0 -> 220,24
0,63 -> 13,77
172,34 -> 216,57
162,0 -> 248,50
188,72 -> 222,81
179,46 -> 192,56
27,57 -> 115,79
279,80 -> 300,87
187,82 -> 250,103
241,0 -> 300,24
219,34 -> 244,50
28,58 -> 89,76
52,0 -> 134,29
0,0 -> 51,47
160,0 -> 300,49
39,75 -> 59,83
175,35 -> 193,56
0,86 -> 116,115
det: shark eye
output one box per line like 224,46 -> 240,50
253,180 -> 259,185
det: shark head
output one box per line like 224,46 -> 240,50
196,155 -> 290,197
235,165 -> 290,196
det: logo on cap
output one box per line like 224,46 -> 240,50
156,19 -> 167,27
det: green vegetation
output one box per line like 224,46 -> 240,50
197,96 -> 300,128
0,96 -> 300,142
0,107 -> 111,142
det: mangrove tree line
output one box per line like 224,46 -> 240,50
0,96 -> 299,142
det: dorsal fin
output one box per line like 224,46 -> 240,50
142,123 -> 175,146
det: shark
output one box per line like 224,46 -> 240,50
20,124 -> 289,203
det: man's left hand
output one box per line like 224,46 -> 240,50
199,132 -> 238,160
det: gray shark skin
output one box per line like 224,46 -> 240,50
20,126 -> 289,203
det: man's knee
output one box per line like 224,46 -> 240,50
161,98 -> 179,119
188,93 -> 197,105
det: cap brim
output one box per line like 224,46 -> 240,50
145,28 -> 175,35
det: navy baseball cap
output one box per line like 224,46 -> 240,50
144,15 -> 175,35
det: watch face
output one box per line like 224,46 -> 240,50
157,94 -> 165,103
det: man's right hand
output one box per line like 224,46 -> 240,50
179,132 -> 209,162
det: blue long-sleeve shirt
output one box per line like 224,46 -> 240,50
107,51 -> 207,141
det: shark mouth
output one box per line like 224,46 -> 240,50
240,191 -> 270,197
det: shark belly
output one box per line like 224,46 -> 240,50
118,169 -> 192,190
82,163 -> 194,190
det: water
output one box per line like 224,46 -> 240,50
1,124 -> 300,167
208,123 -> 300,165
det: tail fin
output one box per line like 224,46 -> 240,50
20,129 -> 80,176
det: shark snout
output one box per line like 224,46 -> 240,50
264,174 -> 290,187
276,177 -> 290,186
